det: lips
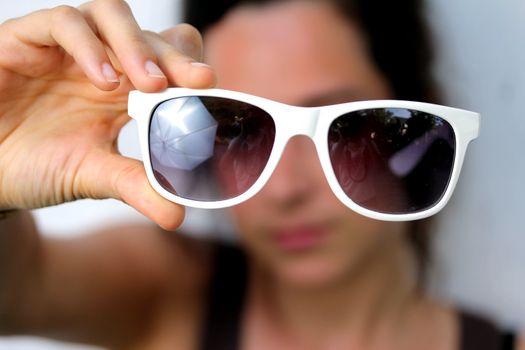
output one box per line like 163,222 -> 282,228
273,225 -> 330,251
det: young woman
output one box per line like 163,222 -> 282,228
0,0 -> 520,349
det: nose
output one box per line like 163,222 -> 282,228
258,135 -> 324,210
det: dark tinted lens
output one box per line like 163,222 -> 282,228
149,96 -> 275,201
328,108 -> 455,214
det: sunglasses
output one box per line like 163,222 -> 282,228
128,88 -> 479,221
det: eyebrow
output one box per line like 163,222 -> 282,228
298,88 -> 370,107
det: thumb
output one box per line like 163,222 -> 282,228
80,151 -> 185,231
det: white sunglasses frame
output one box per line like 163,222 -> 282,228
128,88 -> 480,222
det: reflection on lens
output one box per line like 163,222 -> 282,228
149,96 -> 275,201
328,108 -> 455,214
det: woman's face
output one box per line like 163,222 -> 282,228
205,1 -> 409,287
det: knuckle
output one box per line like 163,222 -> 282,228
127,33 -> 151,53
49,6 -> 84,41
126,33 -> 144,46
142,29 -> 157,37
51,5 -> 81,23
164,24 -> 203,60
175,23 -> 202,41
163,49 -> 185,64
93,0 -> 132,13
143,30 -> 168,47
0,18 -> 18,40
176,23 -> 203,47
0,17 -> 16,29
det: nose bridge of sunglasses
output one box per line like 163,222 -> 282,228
277,105 -> 321,138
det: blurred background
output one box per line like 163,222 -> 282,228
0,0 -> 524,348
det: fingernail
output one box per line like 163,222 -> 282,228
191,62 -> 211,69
145,60 -> 166,79
102,62 -> 119,83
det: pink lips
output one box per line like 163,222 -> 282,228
273,226 -> 330,251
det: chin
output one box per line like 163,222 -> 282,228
275,255 -> 349,289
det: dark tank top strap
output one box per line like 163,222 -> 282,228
200,265 -> 520,350
200,243 -> 247,350
501,332 -> 516,350
460,310 -> 515,350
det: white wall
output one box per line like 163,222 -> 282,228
0,1 -> 524,349
428,0 -> 525,330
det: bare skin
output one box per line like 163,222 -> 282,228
0,0 -> 214,348
206,3 -> 455,350
0,0 -> 215,226
0,1 -> 523,350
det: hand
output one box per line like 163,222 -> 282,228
0,0 -> 215,229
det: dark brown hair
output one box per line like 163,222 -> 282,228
183,0 -> 437,284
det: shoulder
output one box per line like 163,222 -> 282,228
99,224 -> 226,349
11,223 -> 221,349
132,224 -> 218,294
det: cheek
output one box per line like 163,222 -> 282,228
335,215 -> 408,260
228,201 -> 262,238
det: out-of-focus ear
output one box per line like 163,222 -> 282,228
160,23 -> 204,61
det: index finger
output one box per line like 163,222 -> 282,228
0,6 -> 120,90
80,0 -> 169,92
